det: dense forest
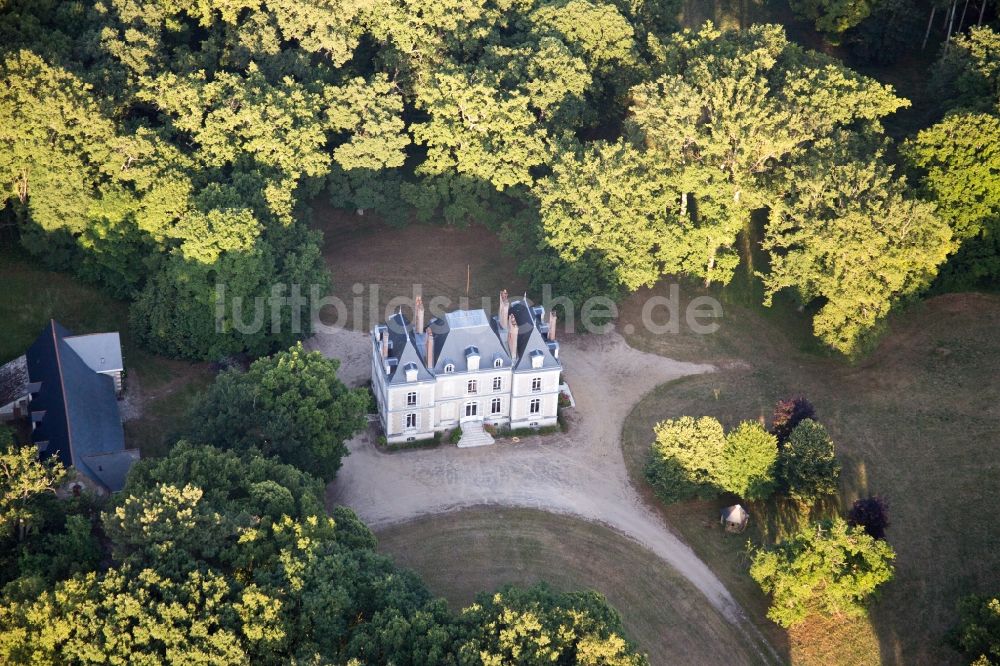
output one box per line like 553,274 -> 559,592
1,0 -> 998,359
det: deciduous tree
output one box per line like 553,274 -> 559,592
847,495 -> 891,540
185,344 -> 368,479
949,593 -> 1000,664
718,421 -> 779,501
457,584 -> 647,666
771,397 -> 817,445
0,443 -> 64,541
790,0 -> 877,43
778,419 -> 842,503
763,137 -> 953,356
645,416 -> 726,503
749,517 -> 895,627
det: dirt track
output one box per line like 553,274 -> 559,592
308,326 -> 779,663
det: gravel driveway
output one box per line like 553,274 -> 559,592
307,326 -> 779,663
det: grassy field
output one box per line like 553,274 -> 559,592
0,241 -> 212,457
619,286 -> 1000,664
376,507 -> 765,665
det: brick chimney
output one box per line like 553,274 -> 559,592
548,310 -> 557,341
507,313 -> 519,361
415,295 -> 424,333
424,327 -> 434,368
498,289 -> 509,327
380,327 -> 389,359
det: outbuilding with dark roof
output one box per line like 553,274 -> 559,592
25,320 -> 138,493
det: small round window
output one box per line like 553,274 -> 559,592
444,363 -> 455,373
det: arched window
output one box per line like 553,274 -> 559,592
444,363 -> 455,373
494,358 -> 503,368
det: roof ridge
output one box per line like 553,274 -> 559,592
63,331 -> 118,339
49,321 -> 77,466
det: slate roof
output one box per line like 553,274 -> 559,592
380,312 -> 435,384
26,320 -> 137,492
506,300 -> 561,373
375,301 -> 559,380
83,449 -> 141,493
0,355 -> 27,407
426,309 -> 512,374
64,332 -> 123,373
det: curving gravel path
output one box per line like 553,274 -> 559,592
308,327 -> 780,664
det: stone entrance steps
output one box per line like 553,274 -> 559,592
457,419 -> 495,448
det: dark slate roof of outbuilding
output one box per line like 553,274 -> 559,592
0,355 -> 27,407
64,332 -> 123,373
83,449 -> 141,493
26,320 -> 137,492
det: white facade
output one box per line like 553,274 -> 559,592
372,297 -> 562,444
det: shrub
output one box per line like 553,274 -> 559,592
848,495 -> 890,540
771,397 -> 817,445
449,427 -> 463,445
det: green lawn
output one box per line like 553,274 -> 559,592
376,507 -> 766,665
620,287 -> 1000,664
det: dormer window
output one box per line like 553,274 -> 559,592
494,358 -> 503,368
404,362 -> 418,382
444,363 -> 455,373
530,349 -> 544,369
466,345 -> 480,371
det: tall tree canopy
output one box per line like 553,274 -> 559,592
908,27 -> 1000,291
184,343 -> 369,480
0,0 -> 972,358
789,0 -> 877,43
749,517 -> 896,628
763,137 -> 953,355
0,442 -> 64,541
622,23 -> 907,287
0,440 -> 648,664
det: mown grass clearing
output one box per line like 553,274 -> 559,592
376,507 -> 765,665
313,203 -> 527,332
